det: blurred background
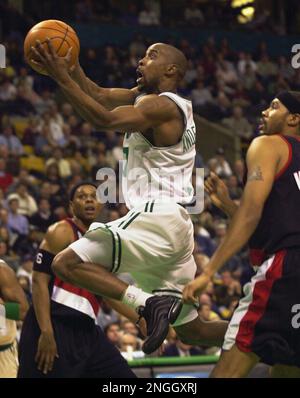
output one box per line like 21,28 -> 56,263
0,0 -> 299,377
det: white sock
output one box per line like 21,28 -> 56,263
122,285 -> 152,312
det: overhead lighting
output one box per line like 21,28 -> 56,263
231,0 -> 255,23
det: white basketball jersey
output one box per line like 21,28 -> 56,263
122,92 -> 196,209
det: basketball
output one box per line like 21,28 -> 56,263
24,19 -> 80,75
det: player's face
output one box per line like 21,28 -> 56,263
136,45 -> 168,92
70,185 -> 101,223
259,99 -> 289,135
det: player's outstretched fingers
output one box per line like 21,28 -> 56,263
46,37 -> 57,57
210,171 -> 221,186
65,46 -> 73,62
31,45 -> 45,63
35,40 -> 49,59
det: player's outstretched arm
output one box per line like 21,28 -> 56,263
31,40 -> 176,131
58,72 -> 175,133
70,61 -> 139,109
183,135 -> 280,303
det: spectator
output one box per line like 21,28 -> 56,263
7,197 -> 29,236
34,125 -> 53,156
138,4 -> 160,26
22,115 -> 40,146
213,147 -> 233,178
0,77 -> 17,101
46,147 -> 71,179
40,111 -> 65,147
243,63 -> 257,90
119,333 -> 141,357
222,106 -> 253,141
184,1 -> 204,26
0,125 -> 23,156
29,198 -> 57,232
7,183 -> 38,217
256,54 -> 278,81
120,319 -> 144,349
62,123 -> 81,151
80,122 -> 97,151
216,59 -> 238,86
191,80 -> 213,107
221,270 -> 242,297
198,302 -> 220,322
213,221 -> 228,247
34,89 -> 55,115
48,103 -> 64,129
237,52 -> 257,76
61,102 -> 74,121
104,322 -> 121,347
226,175 -> 243,200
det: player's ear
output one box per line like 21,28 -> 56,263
287,113 -> 300,127
296,113 -> 300,129
165,64 -> 177,77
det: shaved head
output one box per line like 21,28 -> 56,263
150,43 -> 188,79
137,42 -> 188,92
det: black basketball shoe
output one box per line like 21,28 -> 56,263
138,295 -> 183,355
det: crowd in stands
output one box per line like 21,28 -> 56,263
0,0 -> 299,359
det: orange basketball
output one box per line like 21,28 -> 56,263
24,20 -> 80,75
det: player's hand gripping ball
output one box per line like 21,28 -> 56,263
24,19 -> 80,75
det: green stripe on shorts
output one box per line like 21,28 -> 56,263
122,212 -> 141,229
149,200 -> 155,212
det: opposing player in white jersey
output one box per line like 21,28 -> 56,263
33,41 -> 227,353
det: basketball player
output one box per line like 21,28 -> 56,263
32,41 -> 228,354
183,91 -> 300,377
18,182 -> 136,378
0,260 -> 29,377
